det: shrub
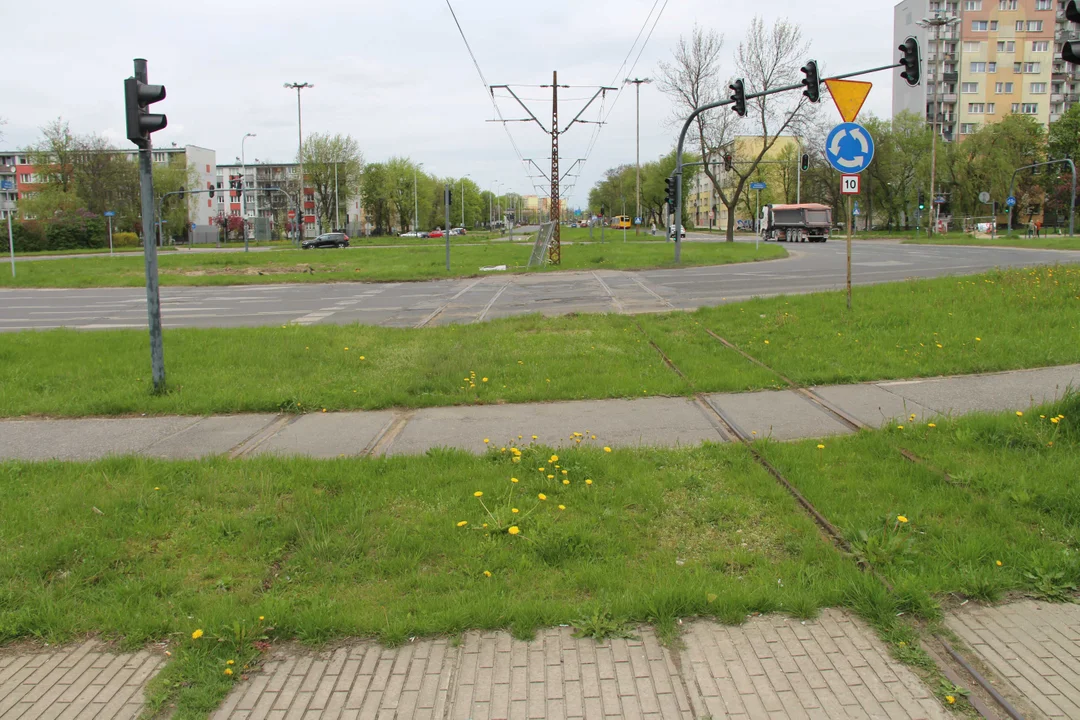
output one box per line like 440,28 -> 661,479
12,221 -> 47,252
112,232 -> 141,248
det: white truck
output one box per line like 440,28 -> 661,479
759,203 -> 832,243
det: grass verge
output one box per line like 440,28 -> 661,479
0,240 -> 783,288
903,234 -> 1080,251
0,444 -> 864,717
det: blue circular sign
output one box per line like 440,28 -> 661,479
1006,196 -> 1017,207
825,122 -> 875,175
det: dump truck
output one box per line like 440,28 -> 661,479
759,203 -> 832,242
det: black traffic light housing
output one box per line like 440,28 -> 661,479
918,190 -> 925,211
1063,2 -> 1080,64
664,177 -> 676,212
724,154 -> 733,172
729,79 -> 747,117
207,182 -> 215,199
800,153 -> 810,172
800,60 -> 820,103
899,37 -> 921,87
124,76 -> 167,148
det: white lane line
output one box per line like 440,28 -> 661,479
414,278 -> 486,328
475,278 -> 515,323
291,286 -> 390,326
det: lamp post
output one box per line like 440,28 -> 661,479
460,174 -> 470,228
284,83 -> 313,242
413,162 -> 424,233
3,165 -> 14,277
916,13 -> 959,236
625,78 -> 651,234
240,132 -> 255,251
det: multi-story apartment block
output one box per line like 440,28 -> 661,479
894,0 -> 1080,140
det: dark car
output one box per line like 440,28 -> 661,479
302,232 -> 349,249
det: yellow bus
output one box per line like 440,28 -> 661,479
611,215 -> 632,230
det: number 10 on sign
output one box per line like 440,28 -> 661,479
841,175 -> 860,195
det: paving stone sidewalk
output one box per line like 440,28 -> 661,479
209,610 -> 948,720
1,364 -> 1076,462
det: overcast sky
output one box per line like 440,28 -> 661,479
3,0 -> 902,207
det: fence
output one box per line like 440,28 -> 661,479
527,223 -> 556,268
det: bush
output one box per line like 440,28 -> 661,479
44,213 -> 106,250
112,232 -> 141,248
12,221 -> 47,252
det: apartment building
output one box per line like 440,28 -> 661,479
893,0 -> 1080,140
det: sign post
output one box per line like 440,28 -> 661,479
828,119 -> 874,312
749,181 -> 767,244
104,211 -> 116,255
3,198 -> 14,278
840,174 -> 861,310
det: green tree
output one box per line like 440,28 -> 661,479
300,133 -> 363,233
27,118 -> 78,193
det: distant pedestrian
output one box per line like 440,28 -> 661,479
651,222 -> 656,236
1027,220 -> 1035,238
1035,220 -> 1042,237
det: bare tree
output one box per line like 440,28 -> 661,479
659,17 -> 817,240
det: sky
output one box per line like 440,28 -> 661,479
3,0 -> 903,207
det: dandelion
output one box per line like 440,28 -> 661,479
474,491 -> 483,497
909,414 -> 916,421
224,668 -> 233,676
538,493 -> 547,501
604,447 -> 612,453
154,487 -> 160,491
227,660 -> 235,665
482,378 -> 488,382
483,570 -> 492,577
532,435 -> 538,440
359,356 -> 365,361
590,435 -> 596,440
508,526 -> 520,535
1052,417 -> 1060,424
585,479 -> 593,485
512,457 -> 521,463
561,470 -> 568,475
192,629 -> 204,640
518,435 -> 523,439
483,438 -> 490,444
928,423 -> 937,428
563,480 -> 570,485
764,340 -> 770,345
258,616 -> 264,621
482,523 -> 488,528
512,508 -> 519,514
344,347 -> 349,351
817,444 -> 825,450
511,477 -> 519,483
547,475 -> 554,480
539,467 -> 546,472
1016,411 -> 1024,417
996,560 -> 1003,566
946,696 -> 955,705
897,425 -> 905,430
550,455 -> 559,463
457,520 -> 470,528
976,337 -> 982,341
897,515 -> 908,523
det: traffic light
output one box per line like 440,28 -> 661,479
1063,2 -> 1080,64
917,191 -> 925,211
898,37 -> 921,87
801,153 -> 810,172
724,154 -> 733,172
664,177 -> 676,212
208,182 -> 214,199
800,60 -> 820,103
236,177 -> 243,192
729,79 -> 747,117
124,75 -> 167,148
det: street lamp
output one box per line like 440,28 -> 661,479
460,174 -> 470,227
284,83 -> 313,242
624,78 -> 651,234
240,132 -> 256,251
414,162 -> 424,233
3,165 -> 15,277
916,12 -> 960,236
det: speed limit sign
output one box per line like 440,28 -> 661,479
841,175 -> 861,195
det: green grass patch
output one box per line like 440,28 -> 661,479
0,241 -> 784,288
903,234 -> 1080,251
0,444 -> 864,716
753,394 -> 1080,605
0,315 -> 693,417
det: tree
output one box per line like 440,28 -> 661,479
659,18 -> 817,241
360,162 -> 393,235
1048,103 -> 1080,162
300,133 -> 363,233
28,118 -> 78,193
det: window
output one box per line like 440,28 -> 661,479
1016,20 -> 1025,31
970,62 -> 987,73
995,81 -> 1014,93
997,41 -> 1015,52
1014,62 -> 1023,73
1024,62 -> 1041,73
963,41 -> 981,52
986,102 -> 996,113
960,123 -> 980,133
998,0 -> 1017,8
1011,102 -> 1021,112
1031,82 -> 1048,93
964,0 -> 981,8
1021,103 -> 1039,114
18,174 -> 31,184
1032,41 -> 1049,52
990,20 -> 998,30
962,82 -> 979,93
969,103 -> 986,113
972,20 -> 988,31
1035,0 -> 1050,7
1027,21 -> 1043,31
988,62 -> 997,72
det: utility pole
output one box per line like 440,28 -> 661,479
917,13 -> 958,236
284,82 -> 313,242
444,184 -> 451,270
413,163 -> 424,232
334,162 -> 340,231
241,132 -> 255,251
461,175 -> 469,227
625,78 -> 651,235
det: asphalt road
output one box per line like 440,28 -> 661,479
1,240 -> 1076,332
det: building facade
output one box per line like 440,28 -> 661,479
893,0 -> 1080,140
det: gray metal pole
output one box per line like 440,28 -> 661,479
797,139 -> 802,204
6,212 -> 13,278
108,215 -> 113,255
461,178 -> 465,227
334,162 -> 340,231
674,172 -> 682,261
1070,159 -> 1076,237
135,59 -> 165,393
414,168 -> 419,232
444,184 -> 451,271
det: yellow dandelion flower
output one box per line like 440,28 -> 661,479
511,477 -> 519,483
259,616 -> 264,621
154,487 -> 160,491
946,696 -> 955,705
359,356 -> 365,360
928,423 -> 936,428
817,444 -> 825,450
482,523 -> 488,528
996,560 -> 1003,566
483,438 -> 490,444
224,668 -> 233,676
1016,411 -> 1024,417
483,570 -> 492,577
897,515 -> 908,523
539,467 -> 546,472
512,457 -> 521,463
604,447 -> 612,453
227,659 -> 235,665
482,378 -> 488,382
518,435 -> 523,439
764,340 -> 770,345
547,475 -> 554,480
512,508 -> 519,513
558,505 -> 566,510
474,491 -> 483,497
344,347 -> 349,351
590,435 -> 596,439
561,470 -> 568,475
538,493 -> 547,501
550,455 -> 559,463
976,337 -> 981,341
585,479 -> 593,485
897,425 -> 905,430
192,629 -> 204,640
532,435 -> 538,440
563,479 -> 570,485
457,521 -> 468,527
1052,417 -> 1060,424
508,526 -> 520,535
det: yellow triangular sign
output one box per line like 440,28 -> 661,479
825,79 -> 872,123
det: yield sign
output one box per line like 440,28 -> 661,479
824,79 -> 872,123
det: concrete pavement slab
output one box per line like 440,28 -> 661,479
251,410 -> 397,458
0,417 -> 198,461
812,384 -> 935,428
704,389 -> 854,441
877,364 -> 1080,416
143,414 -> 278,459
385,397 -> 723,456
946,600 -> 1080,720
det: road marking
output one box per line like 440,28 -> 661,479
414,278 -> 485,328
475,278 -> 515,323
291,287 -> 389,326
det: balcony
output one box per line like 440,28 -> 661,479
943,71 -> 959,82
940,93 -> 958,103
1052,93 -> 1065,103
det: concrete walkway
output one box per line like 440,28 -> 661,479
1,364 -> 1076,462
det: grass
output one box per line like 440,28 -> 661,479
3,266 -> 1078,418
0,444 -> 864,717
0,240 -> 784,288
903,234 -> 1080,251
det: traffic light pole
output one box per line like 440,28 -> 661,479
445,185 -> 451,271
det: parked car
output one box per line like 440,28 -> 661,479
400,231 -> 421,238
429,230 -> 445,238
302,232 -> 349,249
450,227 -> 467,236
668,224 -> 686,239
